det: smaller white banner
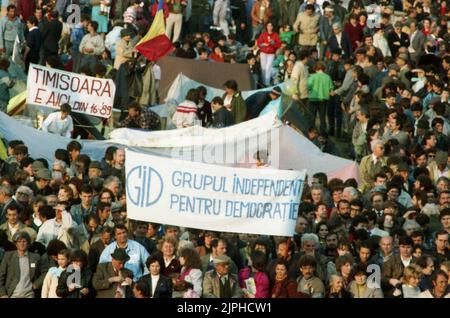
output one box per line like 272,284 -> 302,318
27,63 -> 115,118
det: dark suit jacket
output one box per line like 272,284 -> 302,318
328,32 -> 352,59
34,253 -> 57,292
56,267 -> 93,298
410,31 -> 425,60
26,28 -> 42,62
0,251 -> 41,297
88,239 -> 106,273
41,18 -> 62,55
92,262 -> 133,298
138,274 -> 173,298
387,31 -> 410,57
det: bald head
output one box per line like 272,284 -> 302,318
380,236 -> 393,255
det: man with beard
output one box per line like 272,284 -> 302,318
320,232 -> 338,263
329,199 -> 351,231
438,193 -> 450,212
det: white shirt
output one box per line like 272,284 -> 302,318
151,274 -> 159,298
164,256 -> 175,268
8,222 -> 19,238
335,32 -> 342,48
41,112 -> 74,138
371,154 -> 379,165
436,167 -> 449,180
224,95 -> 233,109
401,256 -> 412,267
408,30 -> 418,53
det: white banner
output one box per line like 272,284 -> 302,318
125,150 -> 305,237
26,64 -> 115,118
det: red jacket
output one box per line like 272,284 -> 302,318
18,0 -> 36,21
209,52 -> 224,63
257,32 -> 281,55
151,1 -> 170,19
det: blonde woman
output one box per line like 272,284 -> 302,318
395,264 -> 422,298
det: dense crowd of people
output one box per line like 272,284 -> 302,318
0,0 -> 449,299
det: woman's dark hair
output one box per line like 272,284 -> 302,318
415,255 -> 433,269
197,86 -> 207,98
173,280 -> 194,292
432,269 -> 449,282
70,249 -> 88,267
66,140 -> 82,152
84,213 -> 100,225
273,258 -> 289,273
250,250 -> 267,272
146,253 -> 164,269
185,88 -> 199,103
104,146 -> 118,161
46,239 -> 67,256
58,249 -> 71,260
335,254 -> 354,272
39,205 -> 56,220
60,103 -> 72,114
89,20 -> 99,31
54,149 -> 70,165
315,221 -> 328,234
224,80 -> 238,91
134,280 -> 150,297
352,264 -> 367,277
298,254 -> 317,268
98,188 -> 115,201
179,248 -> 202,270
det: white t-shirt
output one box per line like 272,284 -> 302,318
41,112 -> 74,138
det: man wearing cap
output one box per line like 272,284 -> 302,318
0,231 -> 41,298
88,161 -> 103,180
27,168 -> 54,197
245,86 -> 282,120
99,224 -> 150,281
92,248 -> 133,298
427,151 -> 449,184
114,28 -> 134,70
387,21 -> 410,58
14,186 -> 33,209
202,254 -> 242,298
31,161 -> 45,181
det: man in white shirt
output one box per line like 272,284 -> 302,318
41,103 -> 74,138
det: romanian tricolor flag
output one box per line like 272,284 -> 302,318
135,1 -> 174,61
